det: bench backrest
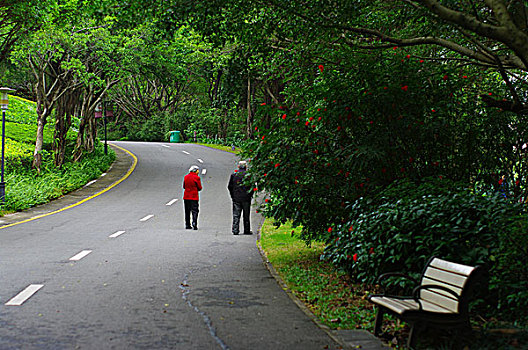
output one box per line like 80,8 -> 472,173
419,257 -> 481,314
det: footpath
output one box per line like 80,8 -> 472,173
0,143 -> 387,350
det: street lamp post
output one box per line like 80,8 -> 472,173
0,87 -> 14,207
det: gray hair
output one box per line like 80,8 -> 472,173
189,165 -> 200,173
238,161 -> 247,169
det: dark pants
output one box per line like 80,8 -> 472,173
232,200 -> 251,234
184,200 -> 199,228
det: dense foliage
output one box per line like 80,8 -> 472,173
321,178 -> 528,323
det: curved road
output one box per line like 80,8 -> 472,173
0,142 -> 341,350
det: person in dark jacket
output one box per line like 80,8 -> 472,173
183,165 -> 202,230
228,161 -> 254,235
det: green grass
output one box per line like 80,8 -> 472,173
196,143 -> 240,154
258,220 -> 378,331
1,95 -> 116,216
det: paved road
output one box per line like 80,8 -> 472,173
0,142 -> 344,350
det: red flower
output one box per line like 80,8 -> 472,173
274,163 -> 280,168
264,173 -> 267,176
369,248 -> 374,255
443,75 -> 448,81
516,180 -> 520,186
260,102 -> 266,106
419,60 -> 424,63
406,54 -> 411,59
305,121 -> 310,126
282,114 -> 287,120
462,75 -> 468,79
488,92 -> 493,96
254,187 -> 258,191
265,199 -> 269,203
409,157 -> 414,163
337,126 -> 342,131
318,64 -> 324,72
401,85 -> 408,91
349,226 -> 354,232
327,227 -> 333,233
353,253 -> 358,262
393,46 -> 398,50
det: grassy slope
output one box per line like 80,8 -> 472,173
1,95 -> 115,215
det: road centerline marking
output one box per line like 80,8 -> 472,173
109,230 -> 126,238
166,199 -> 178,206
182,151 -> 190,155
140,215 -> 154,222
69,250 -> 93,261
5,284 -> 44,306
197,158 -> 204,163
201,169 -> 207,175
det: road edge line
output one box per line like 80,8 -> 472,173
0,144 -> 138,230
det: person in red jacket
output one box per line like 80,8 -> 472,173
183,165 -> 202,230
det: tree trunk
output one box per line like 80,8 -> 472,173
246,76 -> 254,139
53,90 -> 77,168
32,113 -> 47,172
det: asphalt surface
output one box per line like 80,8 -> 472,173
0,141 -> 386,350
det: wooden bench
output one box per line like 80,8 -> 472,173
367,256 -> 484,349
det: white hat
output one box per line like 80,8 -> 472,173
189,165 -> 200,172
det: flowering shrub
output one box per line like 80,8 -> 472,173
321,178 -> 528,324
244,48 -> 522,243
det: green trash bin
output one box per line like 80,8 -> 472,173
170,130 -> 181,143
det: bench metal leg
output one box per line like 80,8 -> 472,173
374,306 -> 385,337
407,323 -> 420,349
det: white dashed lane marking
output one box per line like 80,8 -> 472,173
69,250 -> 93,261
182,151 -> 190,155
197,159 -> 204,163
5,284 -> 44,306
166,199 -> 178,206
140,215 -> 154,222
201,169 -> 207,175
109,230 -> 126,238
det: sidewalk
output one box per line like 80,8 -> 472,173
257,242 -> 389,350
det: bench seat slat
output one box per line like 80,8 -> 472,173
423,268 -> 469,289
420,290 -> 459,312
429,258 -> 475,276
369,296 -> 455,315
421,277 -> 463,299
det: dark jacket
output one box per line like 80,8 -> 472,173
183,171 -> 202,200
228,169 -> 253,202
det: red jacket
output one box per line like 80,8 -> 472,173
183,171 -> 202,200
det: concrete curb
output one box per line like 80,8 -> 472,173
255,224 -> 388,350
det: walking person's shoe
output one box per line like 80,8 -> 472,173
186,225 -> 192,229
243,231 -> 253,235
